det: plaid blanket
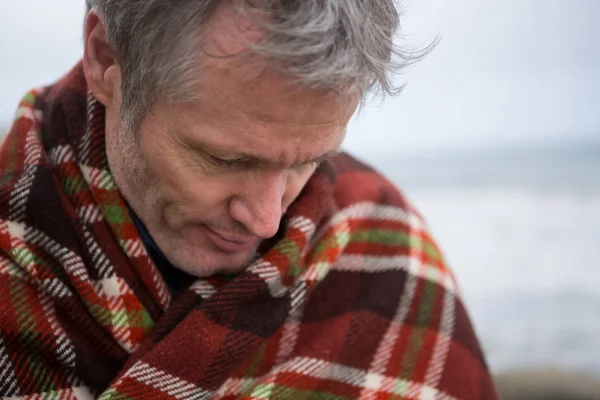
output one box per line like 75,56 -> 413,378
0,64 -> 497,399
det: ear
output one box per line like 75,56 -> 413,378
82,10 -> 120,108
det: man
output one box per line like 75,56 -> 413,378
0,1 -> 497,398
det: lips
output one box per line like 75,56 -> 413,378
204,226 -> 258,253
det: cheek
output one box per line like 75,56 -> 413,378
161,158 -> 234,208
136,133 -> 227,207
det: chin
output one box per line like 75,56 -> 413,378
164,243 -> 258,278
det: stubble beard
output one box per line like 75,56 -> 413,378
110,123 -> 261,277
113,123 -> 163,220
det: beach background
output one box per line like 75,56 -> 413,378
1,0 -> 599,385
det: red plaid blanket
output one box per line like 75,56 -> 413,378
0,64 -> 497,399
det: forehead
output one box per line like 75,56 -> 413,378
161,63 -> 354,167
190,2 -> 359,129
197,64 -> 357,131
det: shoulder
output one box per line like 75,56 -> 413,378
325,151 -> 426,223
0,63 -> 88,185
303,153 -> 498,398
320,151 -> 452,292
0,87 -> 72,255
0,89 -> 46,195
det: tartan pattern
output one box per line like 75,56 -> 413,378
0,64 -> 497,399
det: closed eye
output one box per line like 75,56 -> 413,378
205,152 -> 255,169
208,154 -> 235,167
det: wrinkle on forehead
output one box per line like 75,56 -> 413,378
194,61 -> 358,130
175,102 -> 349,146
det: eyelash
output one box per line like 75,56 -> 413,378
208,154 -> 237,168
207,153 -> 324,170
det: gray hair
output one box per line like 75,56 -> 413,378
85,0 -> 433,130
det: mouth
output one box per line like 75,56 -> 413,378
203,226 -> 258,253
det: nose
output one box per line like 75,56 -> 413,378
229,169 -> 287,239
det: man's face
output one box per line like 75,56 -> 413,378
100,6 -> 359,277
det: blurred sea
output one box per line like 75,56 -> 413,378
363,137 -> 600,375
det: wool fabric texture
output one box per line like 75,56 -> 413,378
0,64 -> 497,399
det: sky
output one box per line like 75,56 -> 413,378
1,0 -> 599,155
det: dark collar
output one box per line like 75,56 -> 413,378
129,208 -> 194,294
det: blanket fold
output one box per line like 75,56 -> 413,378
0,63 -> 497,399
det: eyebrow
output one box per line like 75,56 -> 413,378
218,147 -> 343,167
304,148 -> 343,165
174,125 -> 343,167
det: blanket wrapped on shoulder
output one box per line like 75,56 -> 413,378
0,64 -> 497,399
